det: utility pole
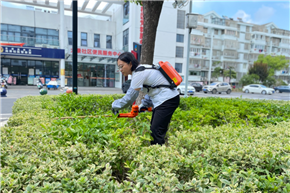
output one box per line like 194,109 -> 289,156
207,28 -> 214,85
72,1 -> 78,94
229,67 -> 232,85
184,0 -> 192,97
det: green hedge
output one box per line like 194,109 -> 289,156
1,94 -> 290,192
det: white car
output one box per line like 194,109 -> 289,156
177,82 -> 195,95
242,84 -> 275,95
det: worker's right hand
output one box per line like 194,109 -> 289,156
112,108 -> 119,115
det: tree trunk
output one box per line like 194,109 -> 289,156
135,1 -> 164,105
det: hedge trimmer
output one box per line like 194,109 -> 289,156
57,105 -> 149,119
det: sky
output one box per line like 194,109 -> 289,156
191,0 -> 290,30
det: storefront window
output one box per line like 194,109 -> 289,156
43,61 -> 52,77
64,62 -> 116,87
106,64 -> 115,87
51,62 -> 59,77
35,61 -> 43,76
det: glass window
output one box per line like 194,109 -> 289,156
43,61 -> 52,76
51,62 -> 59,76
81,32 -> 87,46
48,29 -> 59,36
177,10 -> 185,29
41,35 -> 48,44
1,31 -> 8,41
8,25 -> 21,32
52,36 -> 59,46
35,61 -> 43,76
22,26 -> 34,34
1,24 -> 8,31
176,46 -> 184,58
105,64 -> 115,87
106,35 -> 112,49
8,32 -> 14,41
68,31 -> 72,45
36,35 -> 42,44
123,29 -> 129,51
175,63 -> 182,73
36,28 -> 48,35
94,34 -> 100,47
123,1 -> 129,24
176,34 -> 184,42
47,36 -> 53,45
27,60 -> 35,67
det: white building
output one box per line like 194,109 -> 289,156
190,11 -> 290,85
0,0 -> 189,88
1,1 -> 289,88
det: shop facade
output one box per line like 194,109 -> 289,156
1,45 -> 64,85
64,46 -> 122,88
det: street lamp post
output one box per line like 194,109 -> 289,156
207,28 -> 214,85
184,1 -> 198,96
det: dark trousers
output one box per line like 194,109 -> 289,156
150,95 -> 180,145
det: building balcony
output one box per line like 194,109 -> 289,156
271,29 -> 290,37
224,45 -> 239,50
250,48 -> 266,54
201,77 -> 219,82
188,75 -> 202,82
221,34 -> 238,40
190,52 -> 209,59
1,34 -> 60,48
189,63 -> 201,70
275,70 -> 290,76
212,45 -> 222,49
212,55 -> 222,60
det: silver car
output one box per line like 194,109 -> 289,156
203,82 -> 232,94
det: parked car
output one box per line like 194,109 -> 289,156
274,85 -> 290,93
177,82 -> 195,95
203,82 -> 232,94
190,82 -> 203,92
242,84 -> 275,95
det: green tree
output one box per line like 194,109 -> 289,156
129,1 -> 164,104
239,74 -> 260,86
275,79 -> 288,86
224,67 -> 236,84
212,66 -> 223,78
248,61 -> 269,82
129,1 -> 164,64
255,54 -> 289,77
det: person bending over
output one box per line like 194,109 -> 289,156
112,52 -> 180,145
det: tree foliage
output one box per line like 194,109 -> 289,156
255,54 -> 289,77
224,68 -> 237,79
129,0 -> 164,105
212,67 -> 223,78
239,74 -> 260,86
129,0 -> 164,64
248,62 -> 269,82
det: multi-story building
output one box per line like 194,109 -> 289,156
189,11 -> 290,85
0,0 -> 189,88
1,1 -> 289,88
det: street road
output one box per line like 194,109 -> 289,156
1,86 -> 289,127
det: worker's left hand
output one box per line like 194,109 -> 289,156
112,108 -> 119,115
139,105 -> 148,113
